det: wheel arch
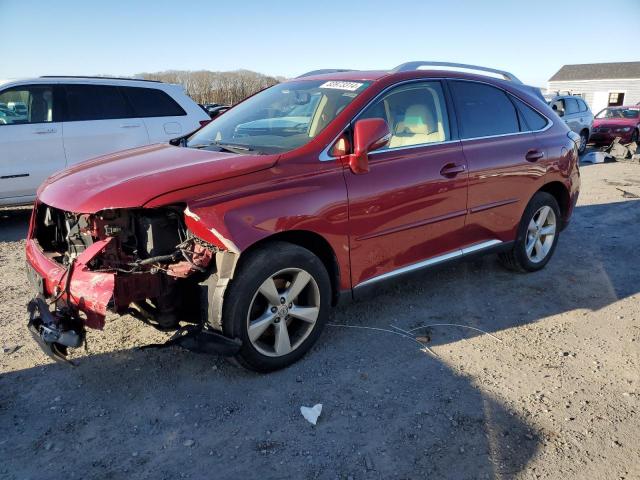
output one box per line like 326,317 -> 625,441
240,230 -> 343,306
537,181 -> 571,227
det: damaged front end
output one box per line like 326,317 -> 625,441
25,203 -> 240,363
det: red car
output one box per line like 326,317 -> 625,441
25,62 -> 580,371
589,106 -> 640,145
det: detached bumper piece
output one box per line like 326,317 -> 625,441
27,297 -> 85,366
140,324 -> 242,357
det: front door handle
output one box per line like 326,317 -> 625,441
120,123 -> 141,129
525,150 -> 545,162
440,163 -> 466,178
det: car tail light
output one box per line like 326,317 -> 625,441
199,120 -> 211,128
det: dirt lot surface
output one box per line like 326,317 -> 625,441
1,160 -> 639,480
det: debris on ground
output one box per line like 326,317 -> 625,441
3,345 -> 21,355
582,151 -> 609,164
616,187 -> 640,199
300,404 -> 323,425
590,138 -> 640,164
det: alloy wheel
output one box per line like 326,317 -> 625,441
579,132 -> 588,153
246,268 -> 320,357
525,206 -> 557,263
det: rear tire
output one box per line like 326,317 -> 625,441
578,129 -> 589,154
215,241 -> 331,372
499,192 -> 561,273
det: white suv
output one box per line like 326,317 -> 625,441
0,77 -> 210,207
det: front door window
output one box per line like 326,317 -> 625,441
0,86 -> 55,125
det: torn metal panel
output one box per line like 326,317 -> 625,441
205,249 -> 240,330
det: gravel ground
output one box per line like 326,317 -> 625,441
1,160 -> 639,480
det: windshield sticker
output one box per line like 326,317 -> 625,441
319,81 -> 364,91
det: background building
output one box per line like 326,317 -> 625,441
547,62 -> 640,113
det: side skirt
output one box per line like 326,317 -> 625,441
350,240 -> 514,301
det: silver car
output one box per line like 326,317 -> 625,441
547,95 -> 593,154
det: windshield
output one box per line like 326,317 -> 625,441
596,108 -> 640,120
187,80 -> 371,154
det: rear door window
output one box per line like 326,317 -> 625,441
122,87 -> 186,117
64,84 -> 132,121
449,81 -> 519,139
564,98 -> 579,115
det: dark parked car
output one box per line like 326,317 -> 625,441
26,62 -> 580,371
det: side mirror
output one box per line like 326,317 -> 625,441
557,108 -> 565,117
349,118 -> 391,174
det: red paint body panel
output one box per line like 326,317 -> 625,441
26,69 -> 580,323
26,238 -> 115,329
346,142 -> 468,286
37,143 -> 277,213
590,108 -> 640,145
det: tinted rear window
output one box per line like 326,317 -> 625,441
64,84 -> 132,121
122,87 -> 186,117
450,81 -> 519,139
511,96 -> 549,131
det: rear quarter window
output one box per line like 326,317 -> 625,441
578,99 -> 588,112
122,87 -> 186,117
511,96 -> 549,131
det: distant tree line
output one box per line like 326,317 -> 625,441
138,69 -> 285,105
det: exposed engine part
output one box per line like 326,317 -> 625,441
34,205 -> 190,269
33,203 -> 218,331
27,297 -> 85,366
135,209 -> 185,258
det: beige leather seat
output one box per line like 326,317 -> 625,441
389,104 -> 444,148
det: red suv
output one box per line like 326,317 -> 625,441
25,62 -> 580,371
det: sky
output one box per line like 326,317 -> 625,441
1,0 -> 639,87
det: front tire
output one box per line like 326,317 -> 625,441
499,192 -> 561,272
217,241 -> 331,372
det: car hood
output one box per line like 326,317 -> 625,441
38,143 -> 277,213
593,117 -> 638,128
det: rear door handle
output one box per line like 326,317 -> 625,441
34,127 -> 56,134
440,163 -> 466,178
525,150 -> 544,162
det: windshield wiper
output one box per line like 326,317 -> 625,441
188,141 -> 255,154
215,142 -> 254,154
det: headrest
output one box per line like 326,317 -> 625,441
395,104 -> 436,135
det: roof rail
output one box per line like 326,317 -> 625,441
39,76 -> 162,83
296,69 -> 355,78
391,61 -> 522,84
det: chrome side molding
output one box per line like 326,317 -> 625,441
355,239 -> 504,289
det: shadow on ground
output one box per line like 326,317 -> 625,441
1,199 -> 638,479
0,207 -> 31,242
